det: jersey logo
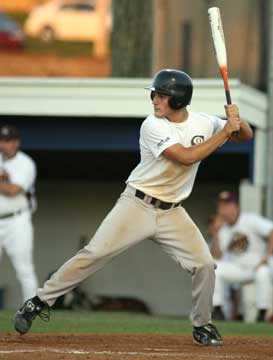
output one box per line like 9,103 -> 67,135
157,136 -> 170,148
228,232 -> 249,254
191,135 -> 204,145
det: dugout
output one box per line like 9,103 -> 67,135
0,78 -> 265,314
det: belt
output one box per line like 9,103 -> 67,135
0,209 -> 23,220
135,189 -> 182,210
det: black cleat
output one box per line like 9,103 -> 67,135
193,323 -> 223,346
256,309 -> 267,322
14,296 -> 50,335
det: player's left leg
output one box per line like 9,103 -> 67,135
154,206 -> 222,346
254,265 -> 273,321
14,186 -> 157,334
212,261 -> 253,321
5,212 -> 38,300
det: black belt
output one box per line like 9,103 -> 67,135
135,189 -> 182,210
0,210 -> 23,220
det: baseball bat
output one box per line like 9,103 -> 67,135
208,7 -> 231,104
208,7 -> 239,135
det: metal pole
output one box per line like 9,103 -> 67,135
266,0 -> 273,218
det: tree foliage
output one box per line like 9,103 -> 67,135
111,0 -> 153,77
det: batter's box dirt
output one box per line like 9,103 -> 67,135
0,333 -> 273,360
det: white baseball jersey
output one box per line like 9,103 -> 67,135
0,149 -> 38,301
0,150 -> 36,215
127,111 -> 226,202
218,213 -> 273,268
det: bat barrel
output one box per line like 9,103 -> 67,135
208,7 -> 239,136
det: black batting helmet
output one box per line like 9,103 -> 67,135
147,69 -> 193,110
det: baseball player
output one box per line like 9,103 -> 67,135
14,69 -> 253,346
0,125 -> 38,302
212,191 -> 273,322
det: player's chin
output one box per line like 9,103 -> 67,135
154,109 -> 163,117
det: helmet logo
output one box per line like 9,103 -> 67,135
191,135 -> 204,145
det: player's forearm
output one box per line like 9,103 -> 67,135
0,182 -> 22,196
229,121 -> 253,143
164,130 -> 229,166
210,236 -> 223,260
264,230 -> 273,258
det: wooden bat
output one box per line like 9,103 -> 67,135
208,7 -> 239,135
208,7 -> 232,105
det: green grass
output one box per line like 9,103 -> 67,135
8,12 -> 27,28
24,38 -> 93,56
8,12 -> 93,56
1,310 -> 273,337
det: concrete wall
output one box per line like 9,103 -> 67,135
0,179 -> 232,315
153,0 -> 260,87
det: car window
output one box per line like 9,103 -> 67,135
0,13 -> 19,32
60,2 -> 96,12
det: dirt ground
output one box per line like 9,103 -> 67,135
1,333 -> 273,360
0,52 -> 110,77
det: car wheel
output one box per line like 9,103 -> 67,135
40,26 -> 55,42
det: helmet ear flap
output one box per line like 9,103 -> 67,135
169,96 -> 184,110
152,92 -> 187,109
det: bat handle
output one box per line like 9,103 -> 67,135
225,90 -> 232,105
221,67 -> 239,135
225,90 -> 239,136
221,67 -> 232,105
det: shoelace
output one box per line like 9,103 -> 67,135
37,305 -> 50,322
205,324 -> 221,339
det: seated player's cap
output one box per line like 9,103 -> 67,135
0,125 -> 19,140
217,191 -> 238,203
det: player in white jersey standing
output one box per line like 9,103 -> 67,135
0,125 -> 38,302
212,191 -> 273,322
14,69 -> 253,346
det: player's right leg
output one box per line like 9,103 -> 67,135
14,296 -> 50,335
154,206 -> 222,346
14,187 -> 156,334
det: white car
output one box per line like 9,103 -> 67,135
24,0 -> 111,43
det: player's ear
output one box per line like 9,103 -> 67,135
15,139 -> 20,148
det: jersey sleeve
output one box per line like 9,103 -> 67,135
10,157 -> 36,192
248,213 -> 273,238
211,116 -> 226,135
140,117 -> 179,158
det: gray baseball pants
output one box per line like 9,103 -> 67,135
37,185 -> 215,327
